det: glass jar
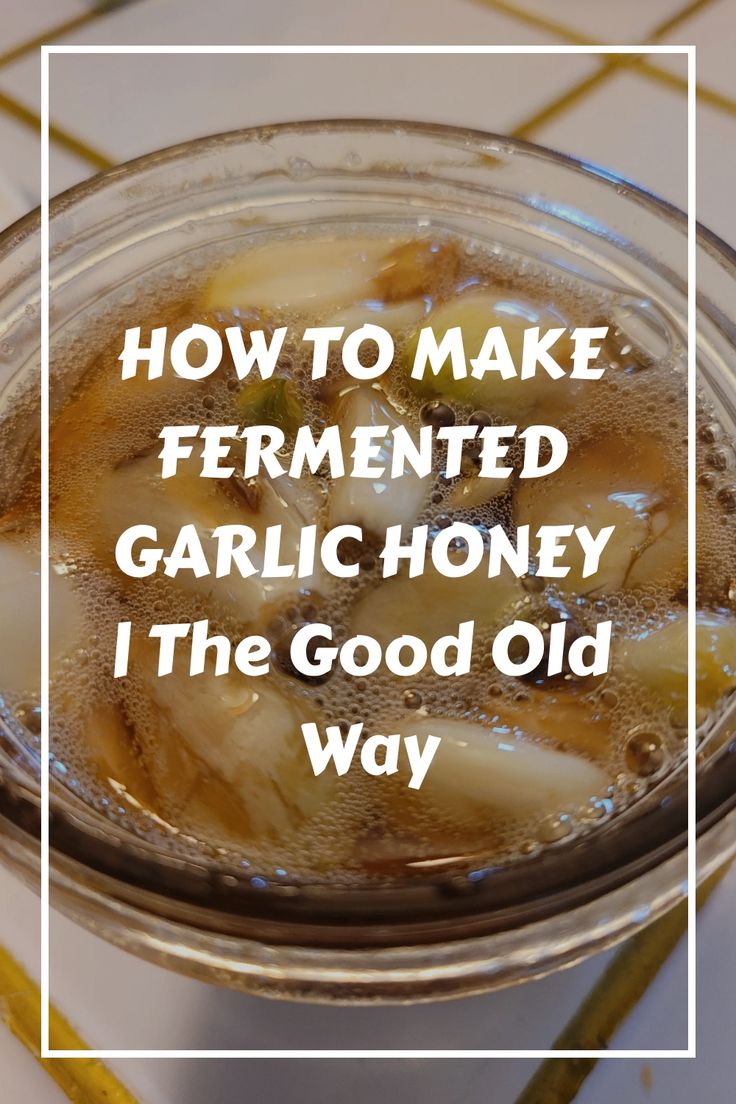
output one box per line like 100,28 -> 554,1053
0,120 -> 734,1003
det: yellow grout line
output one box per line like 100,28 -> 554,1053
0,0 -> 730,188
471,0 -> 597,46
0,89 -> 114,172
0,2 -> 143,70
513,56 -> 736,139
648,0 -> 714,41
0,13 -> 103,70
474,3 -> 731,1098
0,943 -> 139,1103
508,0 -> 721,137
513,862 -> 731,1104
638,59 -> 736,116
512,67 -> 622,139
473,0 -> 736,133
474,0 -> 717,47
0,4 -> 127,177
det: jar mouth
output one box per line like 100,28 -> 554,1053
3,117 -> 736,272
1,119 -> 735,947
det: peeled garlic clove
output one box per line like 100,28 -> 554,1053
328,386 -> 431,534
51,363 -> 211,578
625,512 -> 687,589
403,288 -> 579,415
618,617 -> 685,707
87,453 -> 326,622
482,692 -> 612,761
316,301 -> 430,401
618,610 -> 736,711
447,470 -> 508,511
0,541 -> 41,696
695,485 -> 732,605
526,489 -> 650,595
398,716 -> 608,816
352,563 -> 521,647
0,540 -> 84,697
697,611 -> 736,709
515,432 -> 686,595
371,239 -> 462,303
129,642 -> 334,837
205,237 -> 396,314
80,703 -> 159,811
229,469 -> 328,602
87,453 -> 263,620
326,297 -> 429,337
215,466 -> 328,608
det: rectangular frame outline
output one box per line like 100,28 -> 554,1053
40,42 -> 697,1061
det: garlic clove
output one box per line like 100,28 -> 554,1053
515,432 -> 686,595
0,540 -> 84,697
205,237 -> 398,314
371,239 -> 462,303
618,609 -> 736,712
403,287 -> 580,415
351,562 -> 521,647
482,691 -> 613,761
397,716 -> 608,816
447,469 -> 508,511
328,386 -> 431,535
128,640 -> 335,839
80,452 -> 327,624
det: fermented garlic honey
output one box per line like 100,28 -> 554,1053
1,230 -> 734,885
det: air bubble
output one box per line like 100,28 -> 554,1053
287,157 -> 314,180
716,485 -> 736,513
625,729 -> 664,777
698,422 -> 721,444
14,702 -> 41,735
537,814 -> 573,843
706,447 -> 730,472
605,296 -> 675,372
600,688 -> 619,709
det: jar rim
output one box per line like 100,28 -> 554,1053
2,118 -> 736,273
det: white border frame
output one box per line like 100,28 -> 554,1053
40,43 -> 697,1060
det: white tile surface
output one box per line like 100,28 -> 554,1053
45,860 -> 624,1052
0,3 -> 600,173
46,890 -> 620,1053
115,1050 -> 537,1104
0,1028 -> 67,1104
484,0 -> 693,43
535,66 -> 736,247
0,0 -> 86,56
693,101 -> 736,248
0,867 -> 59,1104
574,862 -> 736,1103
0,107 -> 92,210
0,859 -> 686,1103
657,0 -> 736,100
0,855 -> 698,1102
33,50 -> 596,166
0,170 -> 26,229
0,0 -> 730,1098
1,0 -> 572,48
535,70 -> 689,211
